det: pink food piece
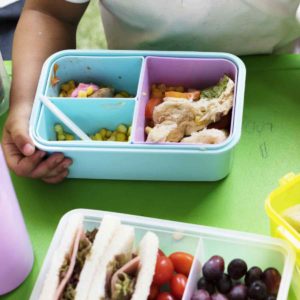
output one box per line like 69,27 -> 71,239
71,83 -> 99,97
54,228 -> 83,300
110,256 -> 140,293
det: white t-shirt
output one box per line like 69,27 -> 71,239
68,0 -> 300,55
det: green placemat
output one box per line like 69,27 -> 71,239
1,55 -> 300,299
4,61 -> 12,77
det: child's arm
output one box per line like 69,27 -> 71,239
2,0 -> 88,183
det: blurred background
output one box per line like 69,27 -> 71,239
0,0 -> 107,60
77,0 -> 107,49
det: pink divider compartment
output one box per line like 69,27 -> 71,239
132,56 -> 238,144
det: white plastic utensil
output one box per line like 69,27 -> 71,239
40,95 -> 91,141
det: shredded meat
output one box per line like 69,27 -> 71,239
146,76 -> 234,143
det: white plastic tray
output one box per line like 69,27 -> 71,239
30,209 -> 296,300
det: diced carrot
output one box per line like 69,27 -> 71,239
145,97 -> 162,120
165,90 -> 201,100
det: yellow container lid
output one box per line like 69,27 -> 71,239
265,173 -> 300,266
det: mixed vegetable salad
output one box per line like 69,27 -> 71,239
53,123 -> 131,142
57,80 -> 131,98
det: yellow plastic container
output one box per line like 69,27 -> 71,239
266,172 -> 300,298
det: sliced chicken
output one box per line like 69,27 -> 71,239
91,87 -> 115,98
152,76 -> 234,138
181,129 -> 228,144
146,121 -> 185,143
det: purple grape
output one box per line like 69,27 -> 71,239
266,296 -> 276,300
191,289 -> 212,300
248,280 -> 268,299
245,267 -> 263,287
262,268 -> 281,295
228,284 -> 248,300
232,281 -> 242,287
216,273 -> 232,294
211,293 -> 228,300
227,259 -> 248,280
203,256 -> 225,281
197,276 -> 215,294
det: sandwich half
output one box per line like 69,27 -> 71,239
39,214 -> 120,300
87,224 -> 135,300
88,230 -> 159,300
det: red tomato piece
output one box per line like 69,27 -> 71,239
158,249 -> 166,256
152,255 -> 174,286
145,97 -> 162,120
156,292 -> 176,300
169,252 -> 194,276
148,284 -> 159,300
170,274 -> 188,299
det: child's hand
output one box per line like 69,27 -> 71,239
2,110 -> 72,183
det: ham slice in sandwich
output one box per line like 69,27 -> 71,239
39,214 -> 120,300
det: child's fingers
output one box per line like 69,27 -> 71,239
14,150 -> 47,177
42,170 -> 69,184
30,153 -> 65,179
2,128 -> 46,176
44,158 -> 73,178
9,122 -> 35,157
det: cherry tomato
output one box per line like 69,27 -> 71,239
148,283 -> 159,300
158,249 -> 166,256
156,292 -> 176,300
152,255 -> 174,286
170,274 -> 187,299
169,252 -> 194,276
145,98 -> 162,120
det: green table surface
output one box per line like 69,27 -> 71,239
1,55 -> 300,299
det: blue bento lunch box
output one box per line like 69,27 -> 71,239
29,50 -> 246,181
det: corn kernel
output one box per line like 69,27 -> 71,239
119,91 -> 130,97
78,90 -> 87,98
175,86 -> 185,92
108,136 -> 116,141
99,128 -> 107,138
115,93 -> 124,98
68,80 -> 76,89
86,86 -> 94,96
152,88 -> 163,98
127,126 -> 132,136
57,133 -> 65,141
61,83 -> 70,92
95,133 -> 102,141
116,124 -> 127,134
54,124 -> 64,134
65,134 -> 75,141
106,130 -> 112,138
67,88 -> 75,97
166,86 -> 175,91
116,132 -> 127,142
157,84 -> 167,92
